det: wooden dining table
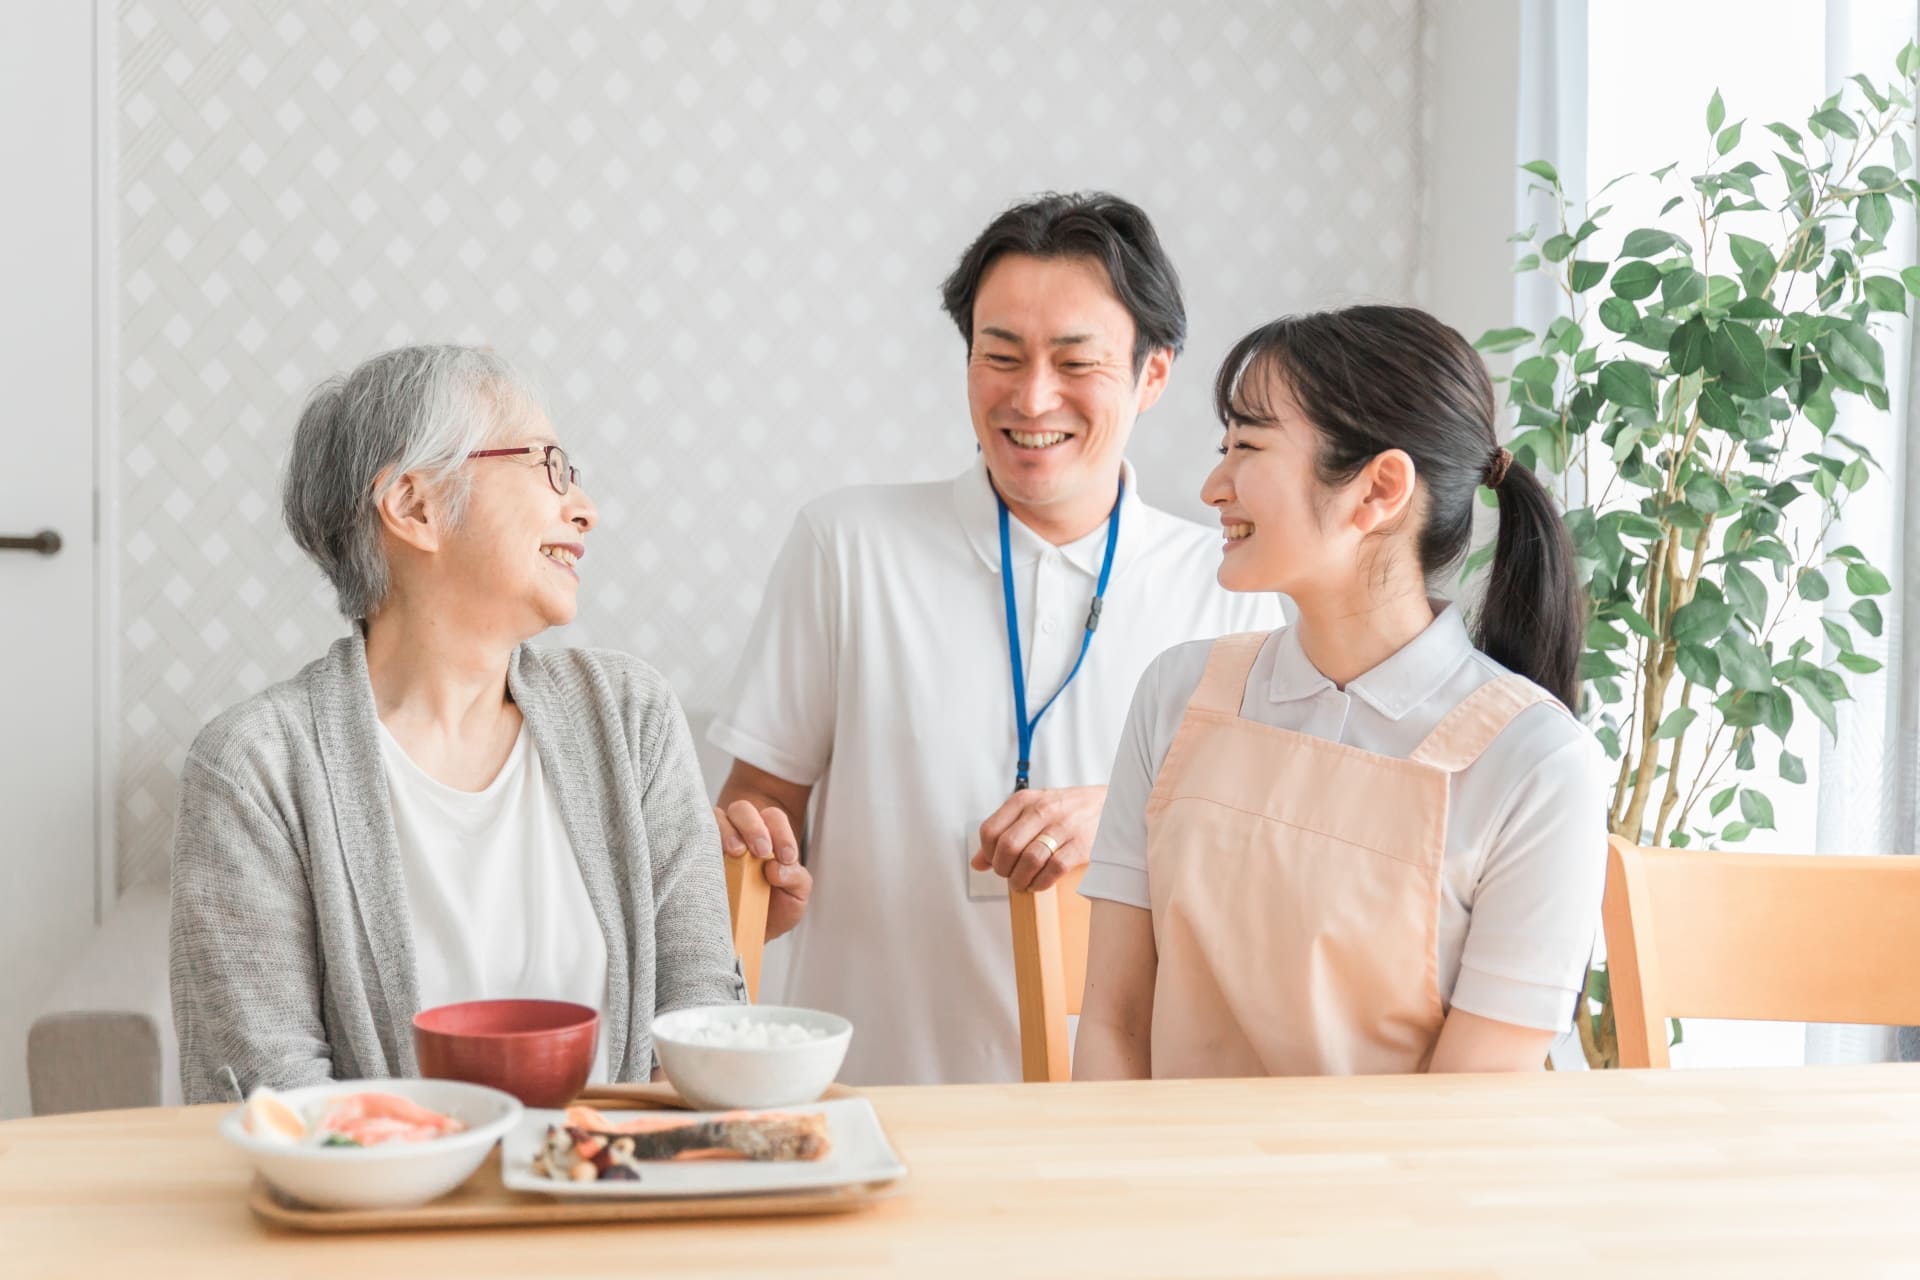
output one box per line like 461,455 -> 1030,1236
5,1064 -> 1918,1277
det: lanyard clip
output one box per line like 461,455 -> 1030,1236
1085,596 -> 1104,633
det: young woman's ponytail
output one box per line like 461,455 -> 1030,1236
1478,449 -> 1582,709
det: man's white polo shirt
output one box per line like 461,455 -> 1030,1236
708,456 -> 1280,1085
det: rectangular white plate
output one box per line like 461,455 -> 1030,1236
500,1098 -> 908,1199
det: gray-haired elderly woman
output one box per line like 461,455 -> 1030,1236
169,344 -> 743,1104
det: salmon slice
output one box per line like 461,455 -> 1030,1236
319,1092 -> 464,1146
561,1104 -> 831,1162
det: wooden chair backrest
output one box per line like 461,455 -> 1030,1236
725,854 -> 771,1003
1009,865 -> 1092,1083
1602,835 -> 1920,1068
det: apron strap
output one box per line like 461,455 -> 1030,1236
1408,674 -> 1555,773
1186,632 -> 1270,717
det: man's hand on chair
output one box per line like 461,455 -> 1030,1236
716,801 -> 813,940
973,785 -> 1107,893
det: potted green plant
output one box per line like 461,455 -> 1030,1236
1472,46 -> 1920,1067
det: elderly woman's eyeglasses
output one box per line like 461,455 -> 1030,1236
466,444 -> 580,495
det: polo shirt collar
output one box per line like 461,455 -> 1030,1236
955,453 -> 1145,577
1266,601 -> 1473,720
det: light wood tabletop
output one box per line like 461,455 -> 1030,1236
5,1066 -> 1919,1278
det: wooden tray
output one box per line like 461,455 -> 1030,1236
248,1083 -> 902,1234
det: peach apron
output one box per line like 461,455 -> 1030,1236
1145,632 -> 1549,1077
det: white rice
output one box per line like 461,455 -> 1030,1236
673,1017 -> 829,1049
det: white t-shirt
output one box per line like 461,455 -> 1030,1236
708,457 -> 1282,1085
1082,606 -> 1607,1031
377,719 -> 612,1083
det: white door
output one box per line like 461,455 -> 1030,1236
0,2 -> 104,1119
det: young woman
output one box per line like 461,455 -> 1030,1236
1074,305 -> 1604,1079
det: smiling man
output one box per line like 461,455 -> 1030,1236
706,193 -> 1279,1085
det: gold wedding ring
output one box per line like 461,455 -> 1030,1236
1033,832 -> 1061,857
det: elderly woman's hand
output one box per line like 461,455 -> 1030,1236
715,800 -> 812,940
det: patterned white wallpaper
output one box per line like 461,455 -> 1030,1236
114,0 -> 1425,889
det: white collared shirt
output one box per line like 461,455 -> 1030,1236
709,457 -> 1281,1084
1082,606 -> 1607,1031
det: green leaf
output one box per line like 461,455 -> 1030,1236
1726,234 -> 1776,298
1723,563 -> 1769,624
1656,708 -> 1700,740
1811,107 -> 1858,139
1846,563 -> 1892,596
1779,751 -> 1807,784
1739,790 -> 1776,829
1900,40 -> 1920,79
1791,679 -> 1839,737
1698,385 -> 1740,432
1721,634 -> 1773,692
1765,121 -> 1804,150
1668,318 -> 1711,376
1661,268 -> 1707,309
1598,360 -> 1657,412
1820,323 -> 1885,387
1852,598 -> 1885,637
1677,643 -> 1721,689
1708,323 -> 1769,397
1707,89 -> 1726,135
1512,253 -> 1542,273
1851,75 -> 1891,114
1671,596 -> 1735,646
1475,327 -> 1534,354
1902,265 -> 1920,297
1716,120 -> 1744,156
1858,192 -> 1893,242
1797,568 -> 1829,601
1710,786 -> 1738,817
1570,259 -> 1608,293
1823,618 -> 1856,655
1722,821 -> 1754,843
1598,297 -> 1640,333
1621,228 -> 1689,259
1610,261 -> 1663,301
1521,160 -> 1560,186
1864,276 -> 1907,313
1838,652 -> 1884,675
1542,233 -> 1576,262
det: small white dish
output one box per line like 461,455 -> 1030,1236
219,1078 -> 522,1211
650,1004 -> 852,1111
501,1097 -> 905,1199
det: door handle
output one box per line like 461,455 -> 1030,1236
0,529 -> 62,555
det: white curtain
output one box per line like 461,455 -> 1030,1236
1512,0 -> 1592,1070
1807,0 -> 1920,1067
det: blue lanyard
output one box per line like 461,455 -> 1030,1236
998,478 -> 1124,791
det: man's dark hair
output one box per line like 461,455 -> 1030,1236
939,191 -> 1187,378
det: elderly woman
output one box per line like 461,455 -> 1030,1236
169,345 -> 742,1104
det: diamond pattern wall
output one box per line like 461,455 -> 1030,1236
115,0 -> 1424,889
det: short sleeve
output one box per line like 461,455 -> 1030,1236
706,511 -> 839,788
1081,644 -> 1203,910
1450,730 -> 1608,1031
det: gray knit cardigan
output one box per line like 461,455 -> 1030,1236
168,630 -> 744,1104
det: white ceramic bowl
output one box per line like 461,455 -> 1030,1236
651,1004 -> 853,1110
218,1078 -> 522,1211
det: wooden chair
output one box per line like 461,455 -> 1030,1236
1009,865 -> 1092,1082
1602,835 -> 1920,1068
725,854 -> 771,1003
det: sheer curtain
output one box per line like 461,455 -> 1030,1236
1520,0 -> 1920,1065
1809,0 -> 1920,1067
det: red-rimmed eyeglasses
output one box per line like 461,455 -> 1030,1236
466,444 -> 580,495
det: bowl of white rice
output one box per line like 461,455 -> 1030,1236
649,1004 -> 853,1110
